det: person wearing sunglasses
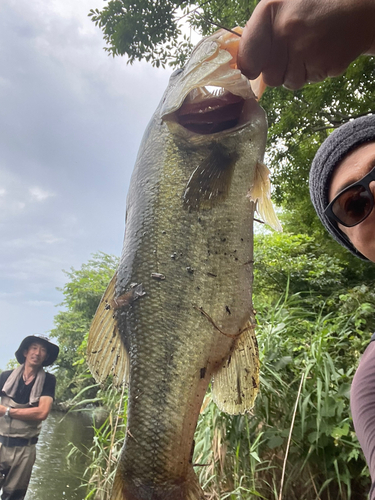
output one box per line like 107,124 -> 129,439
310,114 -> 375,498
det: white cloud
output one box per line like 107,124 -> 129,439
29,186 -> 55,202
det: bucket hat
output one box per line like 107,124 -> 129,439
15,335 -> 59,366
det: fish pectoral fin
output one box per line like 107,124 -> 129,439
183,146 -> 237,210
212,320 -> 259,415
248,161 -> 282,232
87,273 -> 130,387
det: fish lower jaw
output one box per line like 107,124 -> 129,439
164,92 -> 261,137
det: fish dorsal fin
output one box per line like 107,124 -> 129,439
212,320 -> 259,414
183,146 -> 237,210
248,161 -> 282,232
87,273 -> 130,387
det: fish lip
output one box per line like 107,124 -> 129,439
162,90 -> 260,138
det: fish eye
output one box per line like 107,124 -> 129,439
170,68 -> 184,78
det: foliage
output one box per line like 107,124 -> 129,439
88,0 -> 258,68
50,252 -> 118,402
253,229 -> 375,303
88,0 -> 191,68
254,231 -> 345,300
5,359 -> 19,371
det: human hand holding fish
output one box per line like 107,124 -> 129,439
87,27 -> 281,500
238,0 -> 375,89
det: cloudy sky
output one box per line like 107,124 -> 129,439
0,0 -> 180,369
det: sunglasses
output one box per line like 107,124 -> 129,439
324,165 -> 375,227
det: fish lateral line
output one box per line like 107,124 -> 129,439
193,305 -> 249,339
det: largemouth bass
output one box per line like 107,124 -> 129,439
88,27 -> 281,500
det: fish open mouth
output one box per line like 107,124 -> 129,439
175,86 -> 246,135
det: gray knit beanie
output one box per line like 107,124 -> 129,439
309,114 -> 375,261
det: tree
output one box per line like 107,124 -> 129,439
89,0 -> 258,67
50,252 -> 118,401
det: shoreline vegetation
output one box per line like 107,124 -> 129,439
43,243 -> 374,500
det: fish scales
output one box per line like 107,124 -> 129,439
88,27 -> 281,500
116,126 -> 263,496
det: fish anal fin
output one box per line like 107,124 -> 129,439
87,273 -> 130,387
183,146 -> 237,211
212,320 -> 259,415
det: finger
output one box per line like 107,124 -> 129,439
283,57 -> 308,90
260,35 -> 288,87
238,2 -> 273,80
306,70 -> 328,83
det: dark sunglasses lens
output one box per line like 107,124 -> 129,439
332,186 -> 373,226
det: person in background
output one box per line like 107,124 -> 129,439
238,0 -> 375,497
0,335 -> 59,500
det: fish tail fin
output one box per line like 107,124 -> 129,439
185,468 -> 206,500
110,467 -> 205,500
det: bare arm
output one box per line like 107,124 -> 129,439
0,396 -> 53,422
238,0 -> 375,89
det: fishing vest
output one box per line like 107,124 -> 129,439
0,395 -> 42,439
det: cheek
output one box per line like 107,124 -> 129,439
340,220 -> 375,262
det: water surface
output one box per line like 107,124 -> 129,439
25,411 -> 93,500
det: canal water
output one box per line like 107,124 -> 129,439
25,411 -> 94,500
